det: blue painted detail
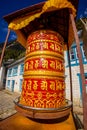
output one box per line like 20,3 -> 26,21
71,41 -> 83,48
77,73 -> 82,98
65,41 -> 87,68
7,80 -> 10,88
77,73 -> 87,103
8,66 -> 18,77
12,66 -> 18,76
11,80 -> 15,92
7,68 -> 12,77
20,64 -> 24,75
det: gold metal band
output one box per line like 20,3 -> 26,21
23,75 -> 65,79
27,39 -> 64,46
24,70 -> 64,77
25,51 -> 64,59
25,54 -> 64,62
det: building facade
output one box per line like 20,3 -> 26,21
65,41 -> 87,106
5,58 -> 24,93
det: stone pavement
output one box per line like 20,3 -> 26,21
73,106 -> 83,124
0,89 -> 20,120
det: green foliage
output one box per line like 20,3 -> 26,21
76,19 -> 83,31
76,18 -> 87,31
3,48 -> 25,62
0,40 -> 25,62
17,51 -> 25,59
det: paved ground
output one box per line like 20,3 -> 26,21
0,90 -> 20,120
0,89 -> 83,127
73,106 -> 83,124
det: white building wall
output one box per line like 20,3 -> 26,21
84,64 -> 87,72
6,62 -> 24,93
64,50 -> 87,106
65,65 -> 81,105
0,66 -> 5,89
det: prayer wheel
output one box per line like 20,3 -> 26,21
20,30 -> 66,109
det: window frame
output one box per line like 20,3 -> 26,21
20,64 -> 24,75
69,47 -> 76,61
8,68 -> 12,77
7,80 -> 10,88
12,66 -> 18,76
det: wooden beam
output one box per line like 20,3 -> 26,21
70,12 -> 87,130
0,29 -> 10,68
67,43 -> 73,112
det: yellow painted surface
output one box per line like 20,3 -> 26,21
0,113 -> 76,130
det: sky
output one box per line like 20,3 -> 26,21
0,0 -> 87,44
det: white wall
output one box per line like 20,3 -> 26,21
65,65 -> 81,105
0,66 -> 5,89
6,63 -> 23,93
64,51 -> 87,106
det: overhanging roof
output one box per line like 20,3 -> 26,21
3,0 -> 79,49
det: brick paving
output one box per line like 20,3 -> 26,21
0,90 -> 20,120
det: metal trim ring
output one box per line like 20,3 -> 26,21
14,97 -> 72,112
14,97 -> 72,119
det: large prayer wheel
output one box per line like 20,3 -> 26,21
14,29 -> 72,119
20,30 -> 66,108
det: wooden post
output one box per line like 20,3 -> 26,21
67,43 -> 73,112
0,29 -> 10,68
70,13 -> 87,130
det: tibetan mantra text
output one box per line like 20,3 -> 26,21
20,30 -> 66,108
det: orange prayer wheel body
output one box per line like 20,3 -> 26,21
20,30 -> 65,108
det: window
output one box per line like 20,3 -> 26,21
76,45 -> 87,63
20,64 -> 24,75
7,80 -> 10,88
8,68 -> 12,77
70,48 -> 76,60
81,46 -> 86,58
75,47 -> 78,59
19,79 -> 23,92
13,66 -> 18,76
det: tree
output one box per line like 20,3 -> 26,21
0,40 -> 25,63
